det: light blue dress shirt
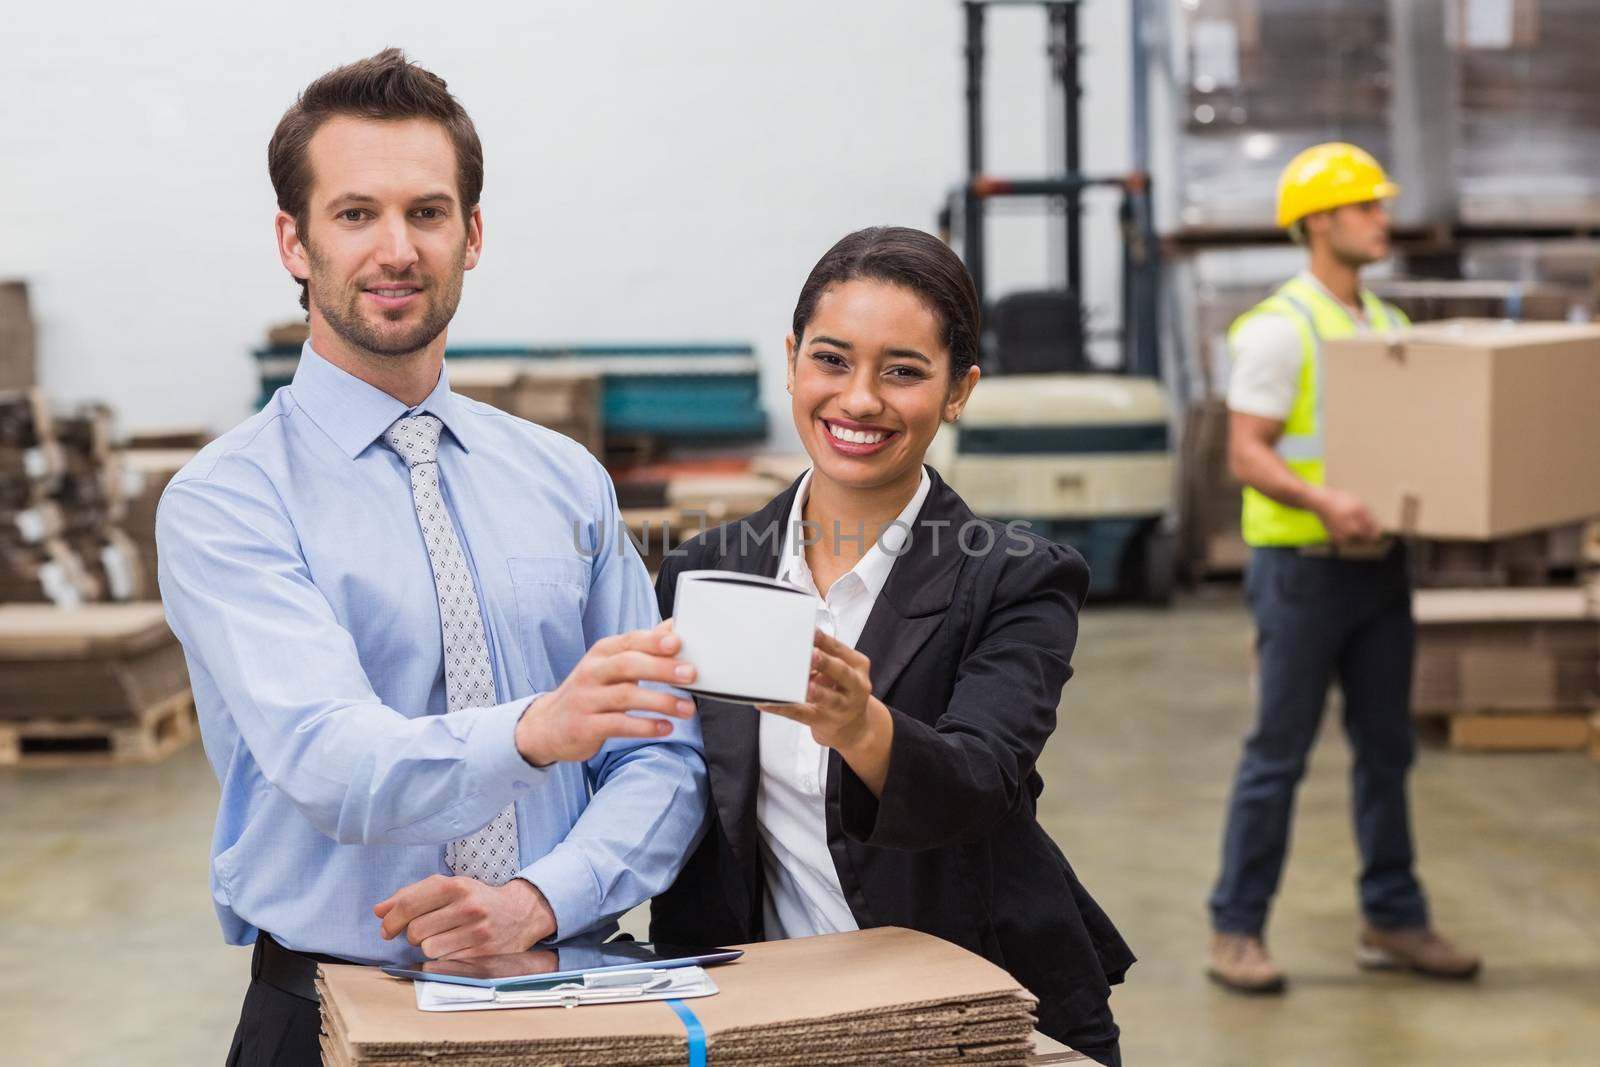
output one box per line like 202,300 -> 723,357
156,344 -> 707,964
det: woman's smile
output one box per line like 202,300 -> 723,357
820,417 -> 899,457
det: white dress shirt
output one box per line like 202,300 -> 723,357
757,465 -> 933,938
1227,271 -> 1371,421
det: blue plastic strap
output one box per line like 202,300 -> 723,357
665,998 -> 707,1067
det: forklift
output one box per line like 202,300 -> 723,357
932,0 -> 1174,603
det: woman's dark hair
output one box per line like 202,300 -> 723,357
791,226 -> 981,385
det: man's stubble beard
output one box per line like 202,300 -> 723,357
305,236 -> 467,359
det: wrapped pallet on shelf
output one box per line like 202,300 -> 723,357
1452,0 -> 1600,226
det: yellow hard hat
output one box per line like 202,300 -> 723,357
1276,142 -> 1400,229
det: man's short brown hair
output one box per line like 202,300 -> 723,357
267,48 -> 484,311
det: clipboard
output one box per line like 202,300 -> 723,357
414,965 -> 719,1012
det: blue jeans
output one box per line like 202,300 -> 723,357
1209,544 -> 1429,935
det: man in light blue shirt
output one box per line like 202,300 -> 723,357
156,50 -> 707,1066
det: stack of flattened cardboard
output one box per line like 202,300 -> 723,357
1412,587 -> 1600,751
0,603 -> 194,765
319,927 -> 1044,1067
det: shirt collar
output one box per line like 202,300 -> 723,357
289,342 -> 475,459
777,466 -> 933,601
1297,270 -> 1369,323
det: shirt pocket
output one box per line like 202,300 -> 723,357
507,556 -> 593,690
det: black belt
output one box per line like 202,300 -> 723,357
253,933 -> 354,1004
1296,538 -> 1395,561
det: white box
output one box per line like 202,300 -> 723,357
672,570 -> 816,705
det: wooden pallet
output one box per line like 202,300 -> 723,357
0,688 -> 196,768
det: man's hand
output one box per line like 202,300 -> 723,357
374,875 -> 556,959
516,619 -> 696,766
1311,486 -> 1383,544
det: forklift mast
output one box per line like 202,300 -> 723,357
944,0 -> 1161,381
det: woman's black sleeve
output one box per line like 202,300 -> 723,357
838,540 -> 1090,849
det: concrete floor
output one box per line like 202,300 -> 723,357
3,594 -> 1597,1065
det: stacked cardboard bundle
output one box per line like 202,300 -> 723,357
0,603 -> 194,766
0,390 -> 144,604
319,927 -> 1045,1067
450,363 -> 603,459
1412,588 -> 1600,752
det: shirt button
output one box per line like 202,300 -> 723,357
802,775 -> 817,792
513,780 -> 529,790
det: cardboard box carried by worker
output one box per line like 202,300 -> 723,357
1324,319 -> 1600,540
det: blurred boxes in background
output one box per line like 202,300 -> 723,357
1369,279 -> 1584,324
0,389 -> 176,606
1324,319 -> 1600,540
118,446 -> 204,591
1178,398 -> 1246,581
1410,522 -> 1593,588
0,282 -> 35,391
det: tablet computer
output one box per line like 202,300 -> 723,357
381,940 -> 743,989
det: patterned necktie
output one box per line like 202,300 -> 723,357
384,414 -> 521,886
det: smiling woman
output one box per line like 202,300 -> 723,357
651,227 -> 1135,1066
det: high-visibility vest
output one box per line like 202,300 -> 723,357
1228,275 -> 1409,547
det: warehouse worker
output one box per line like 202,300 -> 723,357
1205,143 -> 1480,993
156,51 -> 707,1066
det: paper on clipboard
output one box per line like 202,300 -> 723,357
415,966 -> 719,1012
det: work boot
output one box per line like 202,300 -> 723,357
1357,925 -> 1481,980
1206,932 -> 1286,994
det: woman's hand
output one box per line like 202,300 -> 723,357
757,630 -> 894,795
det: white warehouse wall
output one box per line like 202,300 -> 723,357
1,0 -> 1131,448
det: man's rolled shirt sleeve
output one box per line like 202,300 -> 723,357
511,457 -> 709,939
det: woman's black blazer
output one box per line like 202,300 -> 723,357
649,466 -> 1134,1040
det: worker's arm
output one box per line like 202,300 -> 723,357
1228,410 -> 1380,544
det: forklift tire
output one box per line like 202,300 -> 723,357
1131,526 -> 1174,606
